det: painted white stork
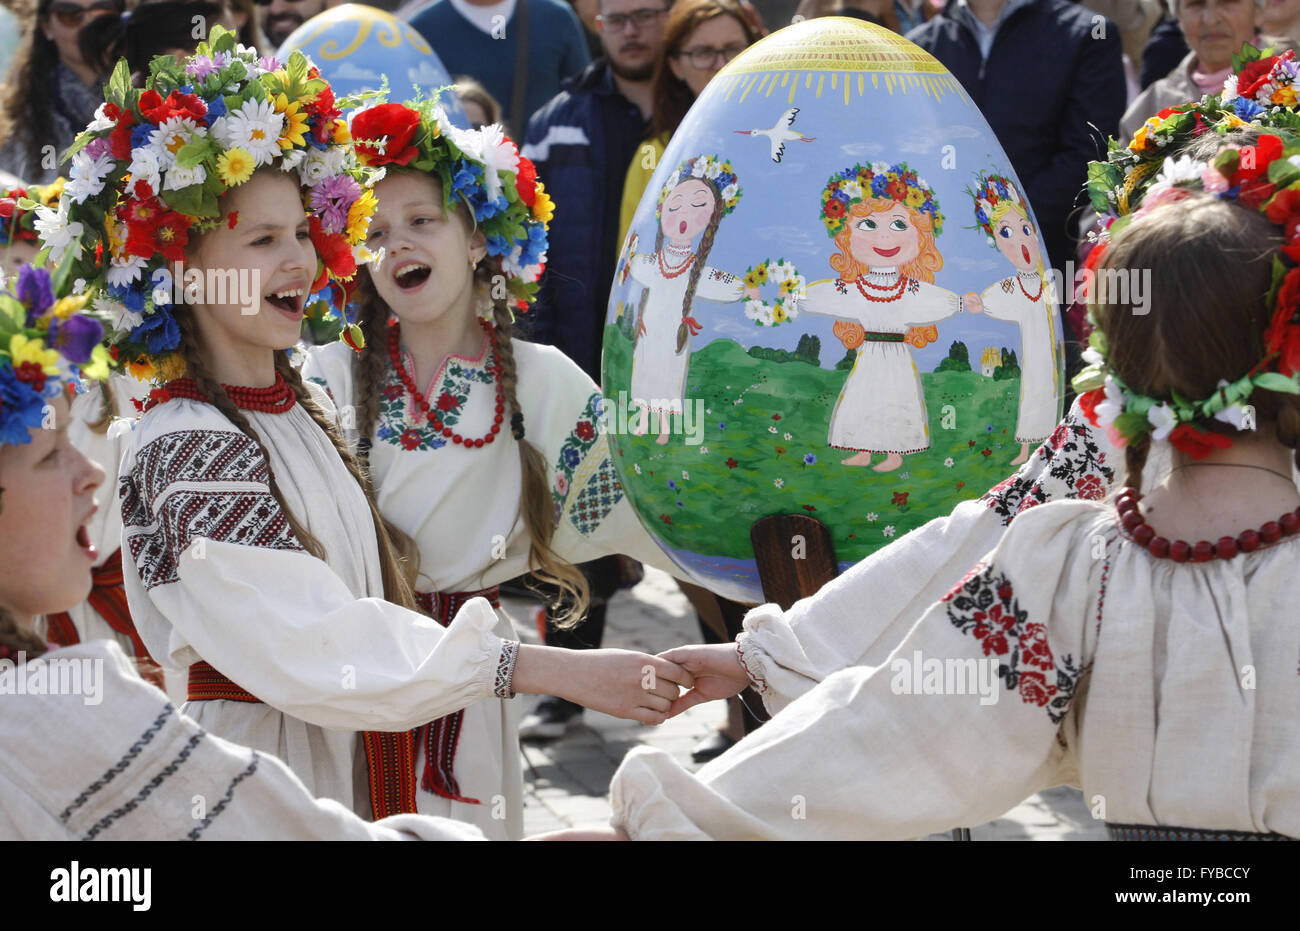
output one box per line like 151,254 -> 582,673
734,108 -> 816,163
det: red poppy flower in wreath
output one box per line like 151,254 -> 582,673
351,103 -> 422,167
0,194 -> 18,218
109,110 -> 137,160
400,428 -> 422,450
127,204 -> 190,261
574,420 -> 595,441
1238,54 -> 1288,100
514,153 -> 538,207
1017,670 -> 1057,707
435,391 -> 460,412
139,89 -> 207,124
824,199 -> 846,219
1168,423 -> 1234,459
1078,387 -> 1104,426
885,179 -> 907,202
309,216 -> 357,280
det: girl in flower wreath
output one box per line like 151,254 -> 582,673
627,154 -> 755,444
47,29 -> 690,830
302,98 -> 698,838
967,171 -> 1062,467
564,157 -> 1300,842
803,162 -> 977,472
0,270 -> 485,840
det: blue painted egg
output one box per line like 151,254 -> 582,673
277,4 -> 467,125
602,17 -> 1065,603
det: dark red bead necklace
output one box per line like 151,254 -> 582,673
856,273 -> 908,303
143,372 -> 297,413
1115,486 -> 1300,562
388,319 -> 505,448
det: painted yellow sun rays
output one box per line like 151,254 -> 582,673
715,16 -> 966,107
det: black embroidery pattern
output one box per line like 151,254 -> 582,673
60,703 -> 177,823
186,753 -> 260,841
81,732 -> 207,839
980,410 -> 1114,526
121,430 -> 302,589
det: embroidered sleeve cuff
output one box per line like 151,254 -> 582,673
734,632 -> 770,698
493,640 -> 520,700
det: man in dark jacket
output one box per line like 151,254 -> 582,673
908,0 -> 1126,274
516,0 -> 669,740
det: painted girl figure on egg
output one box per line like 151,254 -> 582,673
804,162 -> 977,472
967,172 -> 1061,466
627,154 -> 754,444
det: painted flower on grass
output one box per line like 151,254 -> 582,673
892,491 -> 909,506
866,512 -> 877,522
883,525 -> 896,537
803,453 -> 816,465
944,457 -> 954,467
633,463 -> 642,474
773,478 -> 784,488
725,457 -> 738,469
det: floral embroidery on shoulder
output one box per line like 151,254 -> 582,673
980,411 -> 1114,526
834,279 -> 849,295
552,393 -> 604,518
905,276 -> 920,295
941,562 -> 1081,724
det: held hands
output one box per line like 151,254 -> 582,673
964,292 -> 984,314
656,643 -> 750,718
555,649 -> 695,726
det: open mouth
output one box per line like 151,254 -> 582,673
393,262 -> 431,292
873,246 -> 901,258
1021,244 -> 1031,264
76,523 -> 97,561
266,286 -> 307,317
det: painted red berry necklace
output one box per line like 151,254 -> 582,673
388,319 -> 505,448
1116,486 -> 1300,562
856,273 -> 907,303
1017,273 -> 1043,302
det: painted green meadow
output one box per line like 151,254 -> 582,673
602,323 -> 1025,564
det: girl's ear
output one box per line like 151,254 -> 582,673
469,228 -> 488,267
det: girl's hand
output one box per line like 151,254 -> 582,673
542,648 -> 694,725
657,643 -> 750,717
526,826 -> 630,841
964,292 -> 984,314
744,286 -> 761,300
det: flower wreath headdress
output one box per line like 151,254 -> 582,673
1,265 -> 114,447
1075,44 -> 1300,459
966,171 -> 1027,247
0,180 -> 64,250
29,25 -> 380,382
820,161 -> 943,238
347,93 -> 552,315
656,154 -> 742,219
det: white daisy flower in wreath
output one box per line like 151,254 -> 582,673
147,116 -> 207,171
86,102 -> 117,132
106,254 -> 148,288
163,162 -> 207,192
842,179 -> 863,199
127,148 -> 164,197
214,98 -> 284,166
34,197 -> 84,263
65,149 -> 116,204
1147,401 -> 1176,441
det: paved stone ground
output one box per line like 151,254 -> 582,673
503,566 -> 1107,840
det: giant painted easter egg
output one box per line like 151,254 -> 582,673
602,18 -> 1065,604
278,4 -> 467,125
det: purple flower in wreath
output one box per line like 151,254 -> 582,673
46,314 -> 104,364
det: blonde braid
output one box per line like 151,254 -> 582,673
275,354 -> 420,608
490,294 -> 590,626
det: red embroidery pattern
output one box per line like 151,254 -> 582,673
120,430 -> 301,590
943,562 -> 1081,724
980,408 -> 1115,526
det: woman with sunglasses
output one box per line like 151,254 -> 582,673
616,0 -> 760,247
0,0 -> 122,184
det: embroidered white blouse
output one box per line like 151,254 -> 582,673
301,336 -> 685,838
0,641 -> 485,840
118,382 -> 514,822
611,497 -> 1300,839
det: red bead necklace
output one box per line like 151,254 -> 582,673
144,372 -> 297,413
387,319 -> 505,448
856,273 -> 908,303
658,248 -> 695,279
1115,486 -> 1300,562
1017,274 -> 1043,302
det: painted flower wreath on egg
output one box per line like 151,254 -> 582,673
742,258 -> 805,326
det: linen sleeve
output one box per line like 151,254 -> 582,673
692,266 -> 745,303
0,642 -> 485,841
736,399 -> 1118,714
118,425 -> 511,731
611,500 -> 1101,841
978,279 -> 1024,323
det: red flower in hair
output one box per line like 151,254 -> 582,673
1168,424 -> 1234,459
1078,387 -> 1104,427
1238,178 -> 1277,210
1230,133 -> 1283,187
110,111 -> 137,160
514,155 -> 538,207
0,194 -> 19,218
139,89 -> 206,125
14,361 -> 47,391
1238,53 -> 1290,99
824,199 -> 845,219
351,104 -> 421,167
309,216 -> 356,280
125,202 -> 190,261
1266,267 -> 1300,375
885,179 -> 907,202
